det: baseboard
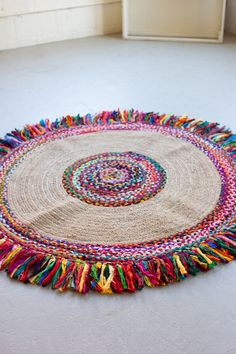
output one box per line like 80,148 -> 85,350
0,1 -> 122,50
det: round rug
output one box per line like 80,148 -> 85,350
0,110 -> 235,295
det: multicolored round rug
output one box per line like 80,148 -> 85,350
0,110 -> 235,294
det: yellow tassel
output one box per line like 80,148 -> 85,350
120,111 -> 126,123
55,258 -> 70,293
49,257 -> 67,290
202,245 -> 233,262
97,263 -> 106,288
187,120 -> 202,132
95,262 -> 102,271
194,248 -> 213,265
79,263 -> 89,293
212,133 -> 229,142
97,264 -> 114,294
174,254 -> 187,275
191,255 -> 208,269
44,256 -> 56,269
175,115 -> 188,125
0,246 -> 22,269
159,114 -> 168,125
144,276 -> 153,287
209,248 -> 233,262
59,258 -> 68,279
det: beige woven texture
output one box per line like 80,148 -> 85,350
7,130 -> 221,244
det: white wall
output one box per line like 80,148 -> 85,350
0,0 -> 122,50
0,0 -> 235,50
225,0 -> 236,34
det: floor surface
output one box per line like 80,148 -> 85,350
0,35 -> 236,354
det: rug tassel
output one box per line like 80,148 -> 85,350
0,232 -> 235,294
173,254 -> 188,276
97,264 -> 114,294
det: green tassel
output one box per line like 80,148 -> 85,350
117,265 -> 127,290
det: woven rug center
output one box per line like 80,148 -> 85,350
62,152 -> 167,207
6,130 -> 221,244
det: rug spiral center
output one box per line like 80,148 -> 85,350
62,151 -> 167,207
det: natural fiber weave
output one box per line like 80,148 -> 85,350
8,131 -> 220,244
0,110 -> 235,295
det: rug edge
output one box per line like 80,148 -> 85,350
0,110 -> 235,295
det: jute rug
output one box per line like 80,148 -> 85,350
0,110 -> 235,294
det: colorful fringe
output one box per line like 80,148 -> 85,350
0,110 -> 235,295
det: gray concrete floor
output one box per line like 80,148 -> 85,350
0,35 -> 236,354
